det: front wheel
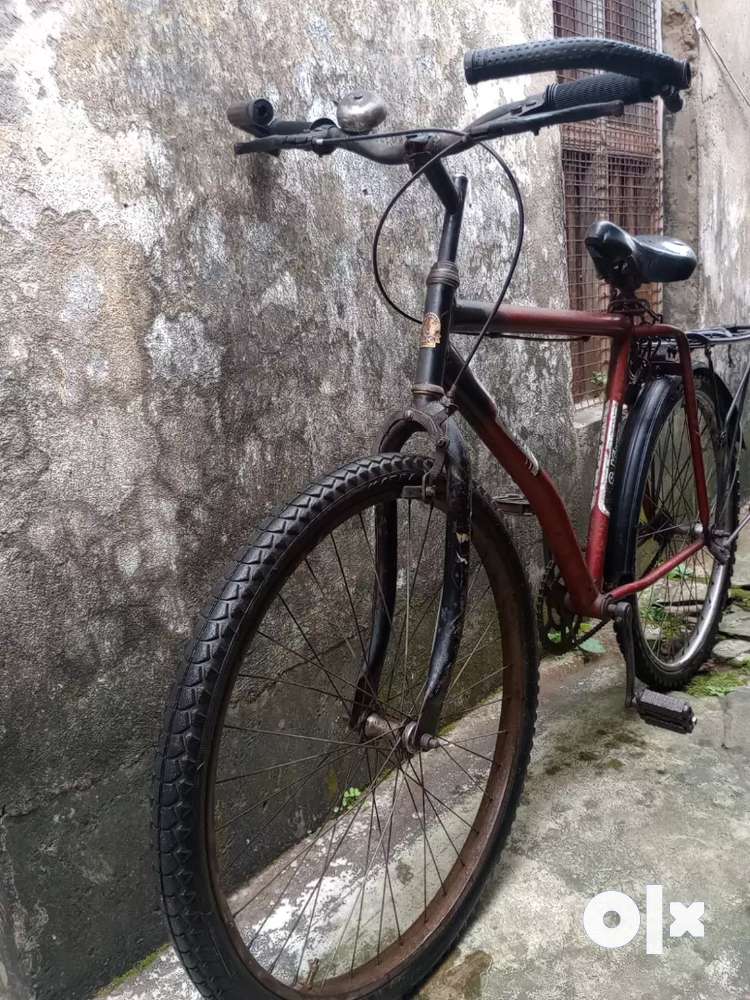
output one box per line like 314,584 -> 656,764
608,372 -> 739,689
154,452 -> 538,1000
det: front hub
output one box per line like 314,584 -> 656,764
363,713 -> 439,757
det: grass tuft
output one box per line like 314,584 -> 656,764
687,662 -> 750,698
97,946 -> 168,995
729,586 -> 750,611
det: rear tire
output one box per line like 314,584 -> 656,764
608,372 -> 739,689
154,452 -> 538,999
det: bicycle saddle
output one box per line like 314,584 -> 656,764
585,220 -> 697,290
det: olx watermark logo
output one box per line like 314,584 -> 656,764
583,886 -> 704,954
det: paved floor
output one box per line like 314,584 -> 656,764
99,624 -> 750,1000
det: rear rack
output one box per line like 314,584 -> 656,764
687,325 -> 750,346
686,325 -> 750,437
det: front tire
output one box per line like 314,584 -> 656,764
154,453 -> 538,999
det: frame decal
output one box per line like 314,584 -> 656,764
593,400 -> 620,516
444,315 -> 712,618
420,312 -> 442,349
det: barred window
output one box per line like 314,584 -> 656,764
554,0 -> 662,404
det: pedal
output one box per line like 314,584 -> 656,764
635,688 -> 696,734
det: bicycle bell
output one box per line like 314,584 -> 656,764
336,90 -> 388,133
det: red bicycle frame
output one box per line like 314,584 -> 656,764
370,172 -> 723,738
446,299 -> 711,620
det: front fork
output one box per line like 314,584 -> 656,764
350,175 -> 471,742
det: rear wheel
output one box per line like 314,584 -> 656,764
610,373 -> 739,689
155,453 -> 538,999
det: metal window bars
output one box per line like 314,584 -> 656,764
553,0 -> 663,404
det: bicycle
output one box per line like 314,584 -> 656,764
154,36 -> 750,1000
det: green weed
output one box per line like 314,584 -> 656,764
687,662 -> 750,697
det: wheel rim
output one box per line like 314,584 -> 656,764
634,385 -> 733,671
204,480 -> 526,996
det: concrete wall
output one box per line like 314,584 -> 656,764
0,2 -> 578,997
662,0 -> 750,477
663,0 -> 750,328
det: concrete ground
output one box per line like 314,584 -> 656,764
99,545 -> 750,1000
99,652 -> 750,1000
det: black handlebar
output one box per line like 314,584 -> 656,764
232,128 -> 450,164
233,99 -> 627,166
228,36 -> 691,169
464,36 -> 691,89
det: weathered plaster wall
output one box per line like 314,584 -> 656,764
0,2 -> 576,997
662,0 -> 750,482
663,0 -> 750,342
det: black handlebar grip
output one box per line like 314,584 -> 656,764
464,37 -> 691,89
227,98 -> 318,137
227,98 -> 275,133
545,72 -> 656,111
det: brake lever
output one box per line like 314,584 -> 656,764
236,127 -> 428,165
234,135 -> 284,157
469,99 -> 625,139
468,92 -> 546,130
234,130 -> 334,158
234,118 -> 339,157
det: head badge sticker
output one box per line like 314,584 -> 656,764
420,312 -> 441,349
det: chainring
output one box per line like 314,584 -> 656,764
536,558 -> 583,654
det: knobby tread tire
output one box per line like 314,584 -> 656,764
153,452 -> 538,1000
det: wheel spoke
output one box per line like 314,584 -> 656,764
437,735 -> 498,766
233,740 -> 400,922
217,744 -> 357,785
195,474 -> 529,992
304,557 -> 360,665
400,762 -> 481,834
278,594 -> 351,713
385,500 -> 437,704
438,743 -> 489,798
368,751 -> 402,958
254,629 -> 364,712
635,384 -> 731,666
447,621 -> 494,695
224,724 -> 366,748
219,738 -> 365,839
397,499 -> 413,712
329,529 -> 369,663
320,750 -> 408,983
221,742 -> 350,875
411,752 -> 464,861
265,747 -> 363,971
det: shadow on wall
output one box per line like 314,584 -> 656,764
0,0 -> 577,997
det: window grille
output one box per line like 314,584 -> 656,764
554,0 -> 663,404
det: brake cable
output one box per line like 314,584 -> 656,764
366,130 -> 583,397
370,133 -> 469,323
444,142 -> 525,400
312,121 -> 585,368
